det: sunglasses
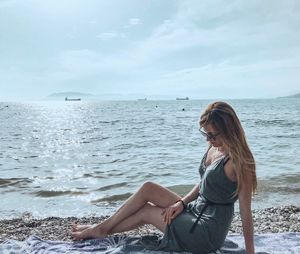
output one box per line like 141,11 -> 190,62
199,129 -> 221,141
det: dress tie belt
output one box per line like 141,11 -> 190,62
189,196 -> 233,233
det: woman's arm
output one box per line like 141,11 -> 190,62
163,183 -> 200,224
238,172 -> 255,254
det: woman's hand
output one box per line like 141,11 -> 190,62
161,200 -> 184,224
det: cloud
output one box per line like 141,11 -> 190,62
129,18 -> 141,26
49,48 -> 138,82
129,18 -> 142,26
44,0 -> 300,98
2,0 -> 299,99
95,18 -> 142,42
130,0 -> 300,67
153,55 -> 300,98
96,32 -> 119,40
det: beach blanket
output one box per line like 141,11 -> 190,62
0,233 -> 299,254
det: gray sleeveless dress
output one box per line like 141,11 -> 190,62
144,147 -> 238,254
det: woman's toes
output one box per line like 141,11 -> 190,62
72,224 -> 92,232
72,232 -> 82,241
71,224 -> 77,232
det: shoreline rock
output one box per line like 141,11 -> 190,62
0,205 -> 299,243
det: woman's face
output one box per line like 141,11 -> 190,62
202,124 -> 223,148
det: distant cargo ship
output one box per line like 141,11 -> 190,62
176,97 -> 189,100
65,97 -> 81,101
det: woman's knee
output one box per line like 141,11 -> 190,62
141,181 -> 156,189
140,181 -> 157,196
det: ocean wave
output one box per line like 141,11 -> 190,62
23,155 -> 39,159
72,173 -> 106,180
32,190 -> 88,197
273,134 -> 299,139
258,174 -> 300,194
0,178 -> 33,188
96,182 -> 128,191
254,119 -> 299,127
98,159 -> 124,164
91,192 -> 132,203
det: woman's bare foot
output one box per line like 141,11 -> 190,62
72,224 -> 93,232
72,224 -> 109,241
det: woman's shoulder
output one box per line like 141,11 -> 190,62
223,158 -> 237,183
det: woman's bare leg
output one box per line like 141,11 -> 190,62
110,203 -> 167,234
72,182 -> 180,240
72,203 -> 167,240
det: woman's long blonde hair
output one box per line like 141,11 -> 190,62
200,101 -> 257,195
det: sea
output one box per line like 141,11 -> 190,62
0,99 -> 299,219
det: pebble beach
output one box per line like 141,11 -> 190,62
0,205 -> 299,244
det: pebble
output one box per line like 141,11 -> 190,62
229,205 -> 300,234
0,205 -> 299,243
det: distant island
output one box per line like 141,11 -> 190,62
45,91 -> 169,101
46,92 -> 150,101
277,93 -> 300,99
48,92 -> 93,100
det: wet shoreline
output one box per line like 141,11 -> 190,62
0,205 -> 299,243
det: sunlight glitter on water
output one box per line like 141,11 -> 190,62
0,99 -> 299,218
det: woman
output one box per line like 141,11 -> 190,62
72,101 -> 257,254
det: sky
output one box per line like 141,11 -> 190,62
0,0 -> 300,100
